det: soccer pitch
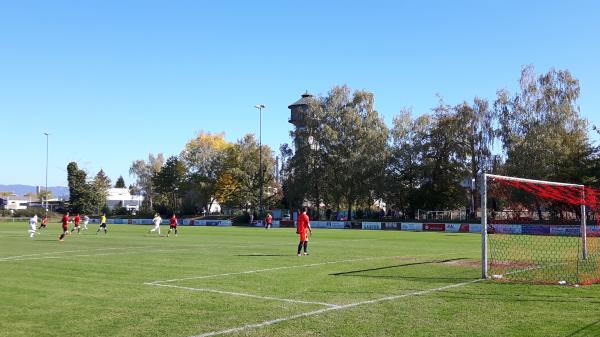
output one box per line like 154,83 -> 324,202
1,222 -> 600,337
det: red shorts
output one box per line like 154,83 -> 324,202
299,232 -> 308,242
62,225 -> 68,231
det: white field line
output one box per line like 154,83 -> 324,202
0,247 -> 198,262
0,238 -> 374,261
145,282 -> 340,308
0,246 -> 157,261
147,256 -> 412,284
0,238 -> 384,263
191,278 -> 483,337
227,238 -> 380,249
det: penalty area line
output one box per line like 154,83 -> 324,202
148,255 -> 412,284
191,278 -> 483,337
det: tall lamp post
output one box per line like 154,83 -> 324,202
254,104 -> 265,219
43,132 -> 50,213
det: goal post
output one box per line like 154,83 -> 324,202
481,173 -> 488,279
481,173 -> 598,284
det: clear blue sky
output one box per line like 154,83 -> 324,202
1,0 -> 599,187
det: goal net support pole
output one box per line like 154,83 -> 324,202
480,173 -> 588,280
481,174 -> 488,279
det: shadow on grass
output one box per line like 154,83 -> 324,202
236,254 -> 290,257
341,275 -> 479,282
434,291 -> 600,305
564,319 -> 600,337
330,258 -> 468,276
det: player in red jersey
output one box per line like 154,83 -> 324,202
38,215 -> 48,230
70,213 -> 81,234
167,214 -> 178,237
296,207 -> 312,256
59,212 -> 70,241
265,212 -> 273,229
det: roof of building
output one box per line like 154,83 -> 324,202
0,195 -> 30,201
288,92 -> 315,109
107,188 -> 143,201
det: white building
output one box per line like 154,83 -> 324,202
106,188 -> 144,211
0,196 -> 29,210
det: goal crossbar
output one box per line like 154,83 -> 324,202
485,174 -> 584,188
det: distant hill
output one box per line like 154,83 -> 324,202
0,185 -> 69,198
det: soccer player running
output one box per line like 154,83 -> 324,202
167,214 -> 178,237
38,215 -> 48,230
149,213 -> 162,235
82,215 -> 90,231
59,212 -> 69,241
96,213 -> 108,234
296,207 -> 312,256
70,213 -> 81,234
28,214 -> 38,238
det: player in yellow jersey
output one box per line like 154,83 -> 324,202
96,213 -> 108,234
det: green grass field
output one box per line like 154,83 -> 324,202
1,222 -> 600,337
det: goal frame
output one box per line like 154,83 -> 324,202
480,173 -> 587,279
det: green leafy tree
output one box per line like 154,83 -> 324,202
67,162 -> 88,213
303,86 -> 389,219
130,153 -> 164,210
279,143 -> 306,210
67,162 -> 106,214
115,175 -> 126,188
454,98 -> 495,214
422,100 -> 469,210
386,109 -> 433,217
180,132 -> 231,214
495,65 -> 593,183
222,134 -> 278,212
152,156 -> 186,213
91,169 -> 111,213
387,101 -> 473,215
37,189 -> 53,203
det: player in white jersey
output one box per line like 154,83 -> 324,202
28,214 -> 38,238
149,213 -> 162,235
82,215 -> 90,230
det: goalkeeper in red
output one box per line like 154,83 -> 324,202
296,207 -> 312,256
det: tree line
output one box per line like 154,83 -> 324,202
127,133 -> 279,216
67,65 -> 600,219
281,65 -> 599,219
67,162 -> 134,215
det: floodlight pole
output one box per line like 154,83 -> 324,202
254,104 -> 265,220
44,132 -> 49,214
481,173 -> 488,279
